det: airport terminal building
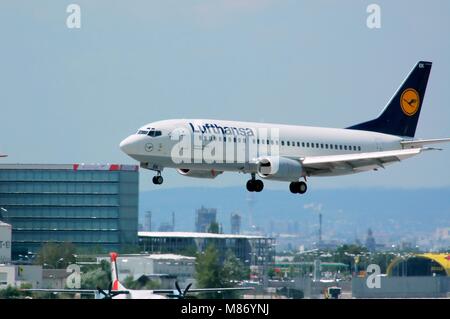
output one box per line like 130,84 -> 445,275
0,164 -> 139,258
138,231 -> 275,266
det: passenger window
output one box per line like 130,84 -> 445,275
339,145 -> 343,150
267,140 -> 270,144
281,141 -> 285,146
330,144 -> 333,149
321,144 -> 324,148
307,142 -> 310,147
233,137 -> 237,143
287,141 -> 290,146
325,144 -> 328,149
316,143 -> 319,148
297,142 -> 300,147
358,146 -> 361,151
311,143 -> 314,148
302,142 -> 305,147
257,139 -> 260,144
344,145 -> 347,150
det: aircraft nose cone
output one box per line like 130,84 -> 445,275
119,135 -> 139,155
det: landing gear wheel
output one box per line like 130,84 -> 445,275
298,181 -> 307,194
289,182 -> 299,194
246,180 -> 255,192
153,175 -> 163,185
254,180 -> 264,192
289,181 -> 307,194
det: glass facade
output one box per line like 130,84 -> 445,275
0,164 -> 139,257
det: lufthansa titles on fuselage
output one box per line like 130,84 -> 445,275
189,122 -> 254,136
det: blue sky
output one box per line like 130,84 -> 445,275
1,0 -> 449,191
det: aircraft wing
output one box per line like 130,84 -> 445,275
152,287 -> 254,295
0,154 -> 7,157
400,137 -> 450,148
300,148 -> 422,175
181,287 -> 253,293
21,288 -> 129,295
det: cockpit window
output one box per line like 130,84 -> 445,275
137,130 -> 149,135
148,130 -> 162,137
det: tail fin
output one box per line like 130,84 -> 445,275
347,61 -> 432,137
110,252 -> 126,290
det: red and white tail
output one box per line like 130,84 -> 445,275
110,252 -> 126,291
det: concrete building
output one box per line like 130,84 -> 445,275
230,213 -> 241,235
352,253 -> 450,298
387,253 -> 450,276
0,164 -> 139,257
99,253 -> 196,288
0,221 -> 11,263
144,211 -> 152,232
0,264 -> 43,288
195,206 -> 217,233
42,269 -> 70,289
138,231 -> 275,267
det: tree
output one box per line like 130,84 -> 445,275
81,261 -> 111,290
220,250 -> 250,298
222,250 -> 249,283
0,283 -> 32,299
195,245 -> 223,298
35,242 -> 77,269
207,222 -> 220,234
195,245 -> 250,299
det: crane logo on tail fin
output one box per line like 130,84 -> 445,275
400,88 -> 420,116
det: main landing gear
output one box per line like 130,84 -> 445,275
246,174 -> 264,192
289,181 -> 307,194
152,172 -> 163,185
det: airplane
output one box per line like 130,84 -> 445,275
119,61 -> 450,194
24,252 -> 252,299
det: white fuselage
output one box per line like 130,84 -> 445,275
119,119 -> 404,177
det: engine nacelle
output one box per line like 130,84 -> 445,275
177,168 -> 223,179
257,156 -> 304,181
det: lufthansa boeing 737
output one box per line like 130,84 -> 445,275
120,61 -> 450,194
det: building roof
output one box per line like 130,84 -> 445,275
147,254 -> 195,261
0,163 -> 138,171
43,269 -> 71,279
0,221 -> 11,227
138,231 -> 270,240
118,253 -> 195,261
387,253 -> 450,276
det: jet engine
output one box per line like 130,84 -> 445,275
176,168 -> 223,179
256,156 -> 304,181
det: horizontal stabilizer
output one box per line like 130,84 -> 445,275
401,137 -> 450,148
